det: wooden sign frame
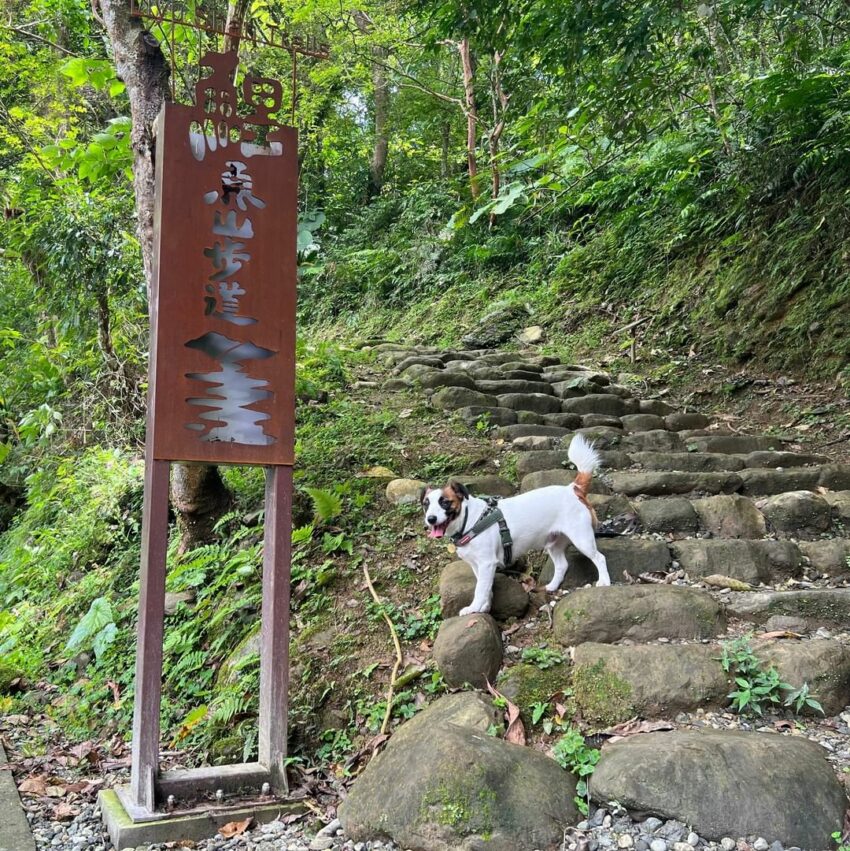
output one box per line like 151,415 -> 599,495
122,50 -> 297,821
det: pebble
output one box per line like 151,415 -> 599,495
769,842 -> 784,851
643,818 -> 663,833
686,833 -> 699,846
650,840 -> 667,851
309,837 -> 335,851
672,844 -> 694,851
618,835 -> 634,848
753,839 -> 769,851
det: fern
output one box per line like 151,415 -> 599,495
303,487 -> 343,522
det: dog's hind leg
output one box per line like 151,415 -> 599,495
459,561 -> 497,615
544,533 -> 570,592
570,526 -> 611,587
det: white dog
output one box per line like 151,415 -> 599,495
422,433 -> 610,615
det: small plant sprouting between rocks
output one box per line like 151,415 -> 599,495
552,725 -> 600,816
832,829 -> 850,851
719,635 -> 824,716
521,646 -> 565,670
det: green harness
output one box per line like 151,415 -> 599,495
450,497 -> 514,566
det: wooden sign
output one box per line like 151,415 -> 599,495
148,50 -> 297,466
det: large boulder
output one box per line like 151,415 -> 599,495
553,585 -> 725,645
664,412 -> 710,431
417,371 -> 478,391
692,494 -> 767,538
497,662 -> 570,726
589,729 -> 848,850
758,638 -> 850,715
477,379 -> 553,395
339,694 -> 579,851
571,644 -> 728,723
757,490 -> 832,536
440,561 -> 529,621
433,614 -> 503,688
461,304 -> 528,349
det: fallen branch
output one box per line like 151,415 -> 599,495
362,564 -> 404,735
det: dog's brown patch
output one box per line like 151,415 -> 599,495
573,471 -> 598,528
440,485 -> 463,517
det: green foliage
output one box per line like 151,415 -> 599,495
304,486 -> 344,522
552,726 -> 600,816
520,646 -> 564,670
65,597 -> 117,659
719,635 -> 823,717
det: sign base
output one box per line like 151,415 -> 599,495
99,788 -> 306,849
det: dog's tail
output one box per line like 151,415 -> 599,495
567,432 -> 600,501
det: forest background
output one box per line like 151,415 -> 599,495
1,0 -> 849,765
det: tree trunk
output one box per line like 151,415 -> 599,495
99,1 -> 231,549
487,49 -> 508,211
223,0 -> 251,53
367,45 -> 390,200
170,462 -> 233,553
457,38 -> 479,200
440,120 -> 450,178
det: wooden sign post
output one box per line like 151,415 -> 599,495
101,50 -> 300,847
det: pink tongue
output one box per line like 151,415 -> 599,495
429,527 -> 445,539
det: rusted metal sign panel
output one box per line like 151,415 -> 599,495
149,51 -> 296,465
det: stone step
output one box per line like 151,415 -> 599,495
519,464 -> 850,498
671,539 -> 802,584
553,585 -> 725,645
572,637 -> 850,722
589,729 -> 847,850
514,447 -> 829,474
724,587 -> 850,629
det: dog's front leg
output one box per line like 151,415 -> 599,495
459,561 -> 497,616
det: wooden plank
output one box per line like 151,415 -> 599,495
130,458 -> 171,811
258,465 -> 292,793
157,763 -> 271,799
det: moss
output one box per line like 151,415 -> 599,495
0,659 -> 22,693
497,662 -> 570,722
572,659 -> 633,727
420,772 -> 496,837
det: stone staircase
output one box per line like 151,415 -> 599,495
368,342 -> 850,850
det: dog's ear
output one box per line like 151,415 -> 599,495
449,480 -> 470,500
419,485 -> 430,504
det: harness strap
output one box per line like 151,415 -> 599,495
451,497 -> 514,566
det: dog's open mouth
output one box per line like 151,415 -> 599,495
428,520 -> 449,539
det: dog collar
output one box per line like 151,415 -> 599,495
450,497 -> 514,566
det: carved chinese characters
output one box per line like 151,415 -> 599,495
148,51 -> 296,465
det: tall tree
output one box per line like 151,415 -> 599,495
98,0 -> 231,550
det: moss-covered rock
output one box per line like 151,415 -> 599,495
571,657 -> 634,727
496,662 -> 570,724
0,658 -> 23,693
339,693 -> 579,850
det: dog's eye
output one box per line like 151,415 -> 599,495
439,497 -> 451,509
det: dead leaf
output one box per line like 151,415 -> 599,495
398,408 -> 413,419
18,776 -> 47,795
218,817 -> 253,838
53,802 -> 79,821
773,720 -> 793,732
702,574 -> 754,592
465,618 -> 479,629
603,718 -> 674,743
758,630 -> 801,640
485,682 -> 526,746
45,784 -> 67,797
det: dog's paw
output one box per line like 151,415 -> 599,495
544,581 -> 560,593
459,603 -> 489,616
596,577 -> 611,587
